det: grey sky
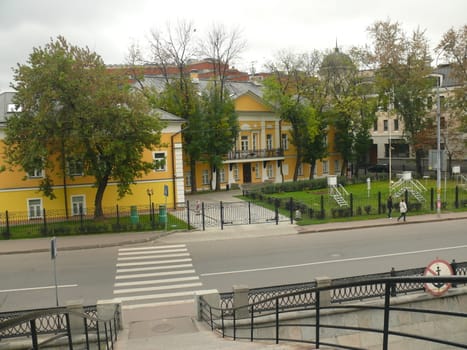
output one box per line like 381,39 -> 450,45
1,0 -> 465,92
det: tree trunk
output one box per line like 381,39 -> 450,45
190,158 -> 197,193
93,175 -> 109,219
309,161 -> 316,180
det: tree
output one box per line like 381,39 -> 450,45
5,36 -> 163,218
366,20 -> 433,176
436,25 -> 467,157
263,51 -> 323,181
200,84 -> 239,190
198,24 -> 245,189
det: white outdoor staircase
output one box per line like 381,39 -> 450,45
330,184 -> 349,207
391,172 -> 427,202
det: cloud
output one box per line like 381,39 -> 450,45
1,0 -> 466,92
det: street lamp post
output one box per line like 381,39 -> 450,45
435,73 -> 442,217
147,188 -> 154,222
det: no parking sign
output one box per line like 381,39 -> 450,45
423,259 -> 454,296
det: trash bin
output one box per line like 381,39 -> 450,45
130,205 -> 139,224
159,205 -> 167,225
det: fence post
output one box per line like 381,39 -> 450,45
289,197 -> 294,224
186,200 -> 191,230
5,210 -> 10,238
116,205 -> 120,230
320,195 -> 324,219
79,205 -> 84,232
315,290 -> 320,348
274,199 -> 279,225
455,186 -> 459,209
390,267 -> 397,297
378,191 -> 382,214
202,202 -> 205,231
248,201 -> 251,224
42,208 -> 47,236
382,282 -> 391,350
430,188 -> 434,211
451,259 -> 458,288
220,201 -> 224,230
349,193 -> 353,217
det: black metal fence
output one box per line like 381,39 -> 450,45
200,273 -> 467,349
0,203 -> 189,239
244,185 -> 467,221
218,260 -> 467,313
0,304 -> 120,349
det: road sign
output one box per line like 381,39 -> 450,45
423,259 -> 453,296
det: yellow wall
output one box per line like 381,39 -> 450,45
0,129 -> 182,213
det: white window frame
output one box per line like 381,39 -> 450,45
219,167 -> 226,183
233,164 -> 239,181
266,134 -> 273,150
28,169 -> 44,179
202,169 -> 209,185
185,172 -> 192,187
71,195 -> 86,216
153,151 -> 167,172
252,133 -> 258,151
266,164 -> 274,178
28,198 -> 43,219
241,136 -> 249,151
281,133 -> 288,150
322,160 -> 329,174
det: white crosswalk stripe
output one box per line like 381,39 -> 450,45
113,244 -> 207,309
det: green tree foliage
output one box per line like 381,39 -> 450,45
320,48 -> 376,176
263,51 -> 324,181
5,36 -> 163,218
366,20 -> 433,176
200,84 -> 239,190
437,25 -> 467,136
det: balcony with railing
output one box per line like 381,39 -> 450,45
227,148 -> 284,161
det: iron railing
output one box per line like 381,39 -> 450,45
200,276 -> 467,349
0,304 -> 120,349
219,260 -> 467,313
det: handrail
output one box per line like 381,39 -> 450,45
201,276 -> 467,349
0,304 -> 120,350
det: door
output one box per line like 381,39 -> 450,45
243,163 -> 251,183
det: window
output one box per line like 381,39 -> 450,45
241,136 -> 249,151
334,160 -> 340,174
185,172 -> 192,187
28,169 -> 44,178
255,162 -> 260,178
7,104 -> 22,113
383,120 -> 388,131
219,168 -> 226,183
153,152 -> 166,171
252,133 -> 258,151
202,169 -> 209,185
266,134 -> 273,150
393,119 -> 399,131
28,199 -> 42,219
68,159 -> 84,176
373,120 -> 378,131
266,163 -> 273,178
322,160 -> 329,174
297,163 -> 303,176
233,164 -> 239,181
71,195 -> 86,215
281,134 -> 288,150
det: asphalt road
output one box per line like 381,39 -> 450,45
1,220 -> 466,312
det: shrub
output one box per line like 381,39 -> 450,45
364,205 -> 372,215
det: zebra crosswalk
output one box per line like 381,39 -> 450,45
113,244 -> 214,310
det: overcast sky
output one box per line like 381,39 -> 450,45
1,0 -> 465,92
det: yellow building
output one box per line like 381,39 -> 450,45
182,83 -> 343,192
0,92 -> 185,216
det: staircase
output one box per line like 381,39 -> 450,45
391,172 -> 427,202
330,184 -> 349,207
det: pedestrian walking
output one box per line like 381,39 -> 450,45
397,199 -> 407,222
387,195 -> 393,219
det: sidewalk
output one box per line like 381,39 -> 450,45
2,211 -> 467,349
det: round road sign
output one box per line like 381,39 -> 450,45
423,259 -> 453,296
